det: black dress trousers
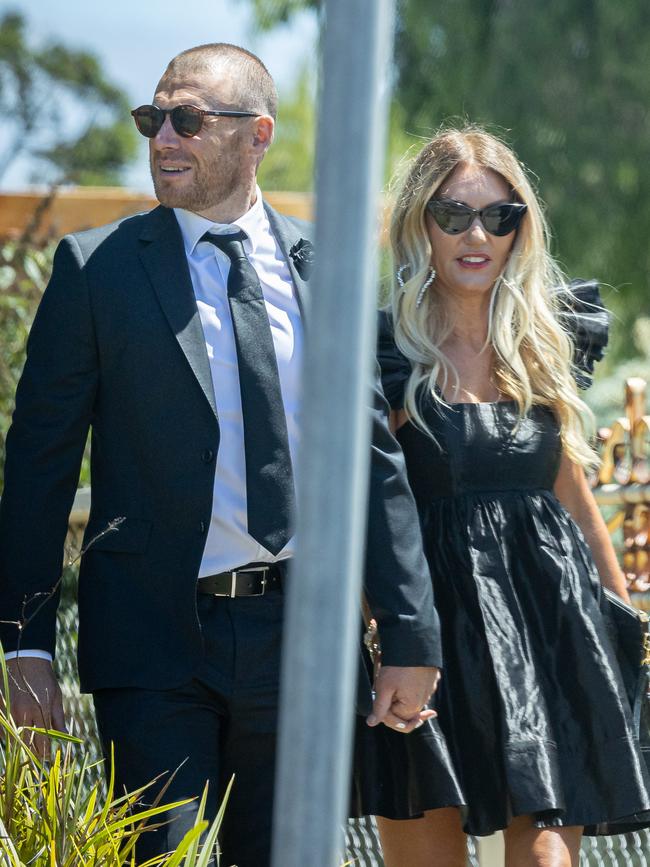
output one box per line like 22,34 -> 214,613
93,587 -> 285,867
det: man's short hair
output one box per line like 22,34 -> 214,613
164,43 -> 278,121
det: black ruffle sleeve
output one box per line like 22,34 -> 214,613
377,308 -> 412,410
555,278 -> 610,389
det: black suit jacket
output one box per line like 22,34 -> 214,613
0,203 -> 441,693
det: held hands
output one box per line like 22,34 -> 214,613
366,665 -> 440,733
4,657 -> 66,756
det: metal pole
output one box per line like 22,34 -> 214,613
271,1 -> 395,865
476,833 -> 506,867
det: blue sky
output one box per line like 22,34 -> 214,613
1,0 -> 317,191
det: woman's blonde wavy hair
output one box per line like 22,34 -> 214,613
390,125 -> 598,470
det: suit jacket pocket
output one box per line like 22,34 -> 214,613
82,516 -> 152,554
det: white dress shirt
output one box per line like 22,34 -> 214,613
175,191 -> 302,575
10,188 -> 303,660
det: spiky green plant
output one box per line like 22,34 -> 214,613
0,651 -> 232,866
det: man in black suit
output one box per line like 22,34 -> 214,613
0,43 -> 441,866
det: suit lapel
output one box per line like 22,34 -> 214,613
264,202 -> 312,323
138,206 -> 218,420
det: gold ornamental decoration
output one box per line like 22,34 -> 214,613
594,378 -> 650,604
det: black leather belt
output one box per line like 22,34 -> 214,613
197,562 -> 285,597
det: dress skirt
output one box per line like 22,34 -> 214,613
350,398 -> 650,836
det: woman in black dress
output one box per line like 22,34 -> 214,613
353,127 -> 650,866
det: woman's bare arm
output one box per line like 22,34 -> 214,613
554,451 -> 631,603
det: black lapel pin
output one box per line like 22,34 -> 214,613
289,238 -> 315,280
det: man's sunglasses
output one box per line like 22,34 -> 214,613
426,198 -> 528,237
131,104 -> 259,138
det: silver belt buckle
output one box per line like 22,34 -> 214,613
230,565 -> 269,597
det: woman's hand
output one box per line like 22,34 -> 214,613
366,664 -> 440,733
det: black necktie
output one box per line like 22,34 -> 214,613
201,230 -> 295,555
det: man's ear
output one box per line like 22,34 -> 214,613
252,116 -> 274,153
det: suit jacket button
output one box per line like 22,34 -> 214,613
202,448 -> 214,463
199,520 -> 207,534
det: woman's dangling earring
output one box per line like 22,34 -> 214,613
416,268 -> 436,308
396,264 -> 409,288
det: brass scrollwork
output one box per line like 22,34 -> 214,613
594,378 -> 650,607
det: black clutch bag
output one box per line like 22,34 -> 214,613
601,587 -> 650,766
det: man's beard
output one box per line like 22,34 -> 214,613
151,152 -> 242,213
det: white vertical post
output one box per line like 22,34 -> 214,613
476,832 -> 506,866
271,1 -> 395,865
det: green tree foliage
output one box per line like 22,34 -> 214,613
251,0 -> 650,356
251,0 -> 319,27
0,11 -> 137,186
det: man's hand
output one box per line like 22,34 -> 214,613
367,665 -> 440,733
4,657 -> 66,756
